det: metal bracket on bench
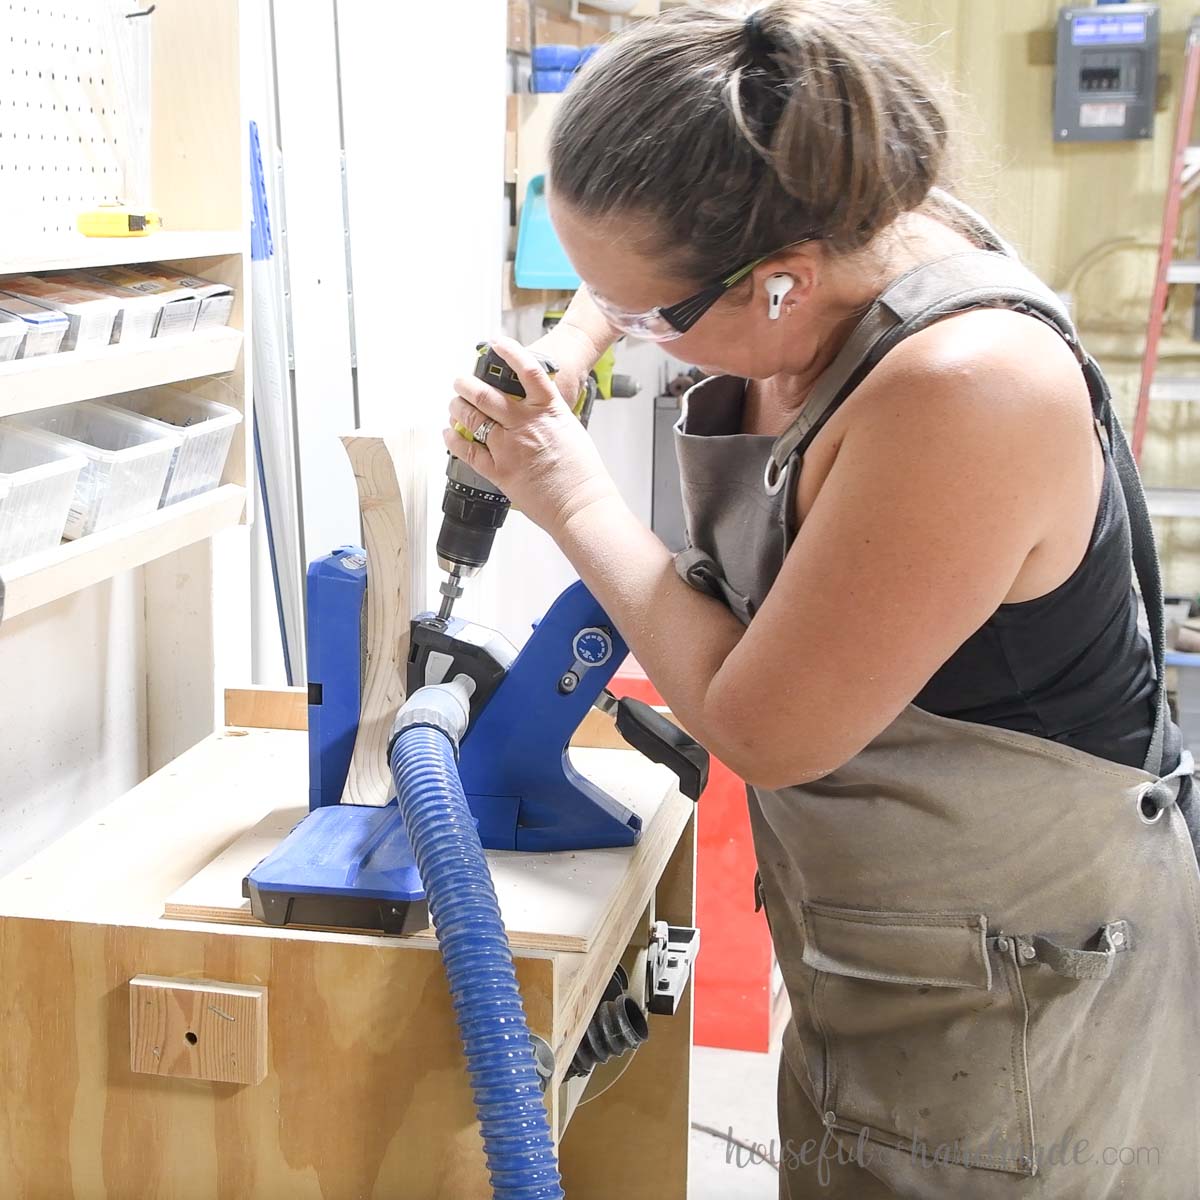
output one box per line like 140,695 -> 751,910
647,921 -> 700,1016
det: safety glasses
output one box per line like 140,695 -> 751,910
588,255 -> 769,343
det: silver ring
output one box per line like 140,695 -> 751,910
763,456 -> 786,496
1135,782 -> 1165,825
474,417 -> 496,447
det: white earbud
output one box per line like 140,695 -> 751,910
764,273 -> 794,320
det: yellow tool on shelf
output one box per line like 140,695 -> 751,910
77,207 -> 162,237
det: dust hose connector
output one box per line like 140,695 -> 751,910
388,700 -> 563,1200
390,675 -> 475,749
567,965 -> 649,1079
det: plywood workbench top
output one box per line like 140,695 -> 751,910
0,724 -> 691,956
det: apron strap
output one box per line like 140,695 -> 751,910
1082,355 -> 1171,778
764,299 -> 898,492
765,198 -> 1172,778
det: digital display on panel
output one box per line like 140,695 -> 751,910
1072,14 -> 1148,46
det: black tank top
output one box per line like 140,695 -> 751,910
917,441 -> 1159,770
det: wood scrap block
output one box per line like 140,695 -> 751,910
129,975 -> 267,1085
340,435 -> 411,806
224,685 -> 308,731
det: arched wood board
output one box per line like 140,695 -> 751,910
341,434 -> 410,805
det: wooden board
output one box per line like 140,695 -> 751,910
0,915 -> 554,1200
129,974 -> 268,1085
162,745 -> 688,953
341,435 -> 410,806
225,685 -> 308,731
151,0 -> 243,232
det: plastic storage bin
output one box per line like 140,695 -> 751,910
13,402 -> 180,539
0,424 -> 87,561
99,389 -> 242,505
0,295 -> 68,357
0,317 -> 25,362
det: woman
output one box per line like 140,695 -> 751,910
448,3 -> 1200,1196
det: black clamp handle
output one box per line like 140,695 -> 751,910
614,697 -> 709,801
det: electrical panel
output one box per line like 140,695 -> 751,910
1054,5 -> 1160,142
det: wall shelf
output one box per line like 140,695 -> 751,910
0,230 -> 244,278
0,484 -> 247,623
0,327 -> 243,417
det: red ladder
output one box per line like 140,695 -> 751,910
1133,16 -> 1200,517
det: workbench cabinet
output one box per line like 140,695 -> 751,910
0,703 -> 695,1200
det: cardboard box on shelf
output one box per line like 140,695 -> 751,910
48,271 -> 163,344
85,265 -> 201,336
532,6 -> 611,51
508,0 -> 531,52
126,265 -> 235,330
575,17 -> 610,46
0,275 -> 116,351
534,6 -> 579,47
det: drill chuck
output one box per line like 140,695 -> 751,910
437,461 -> 511,576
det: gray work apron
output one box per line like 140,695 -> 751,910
674,247 -> 1200,1198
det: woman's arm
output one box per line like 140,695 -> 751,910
447,315 -> 1089,787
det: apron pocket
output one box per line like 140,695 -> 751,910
801,900 -> 1037,1177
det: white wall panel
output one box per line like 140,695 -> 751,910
272,0 -> 359,575
336,0 -> 507,625
0,575 -> 146,876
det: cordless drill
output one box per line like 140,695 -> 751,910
436,343 -> 592,620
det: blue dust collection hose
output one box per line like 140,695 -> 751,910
389,723 -> 564,1200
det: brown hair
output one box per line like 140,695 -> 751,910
548,0 -> 952,282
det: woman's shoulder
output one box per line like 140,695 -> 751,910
850,304 -> 1090,438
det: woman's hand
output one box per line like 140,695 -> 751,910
524,325 -> 592,422
444,336 -> 619,537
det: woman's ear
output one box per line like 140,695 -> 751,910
764,273 -> 795,320
752,254 -> 816,318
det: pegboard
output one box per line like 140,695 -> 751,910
0,0 -> 149,236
